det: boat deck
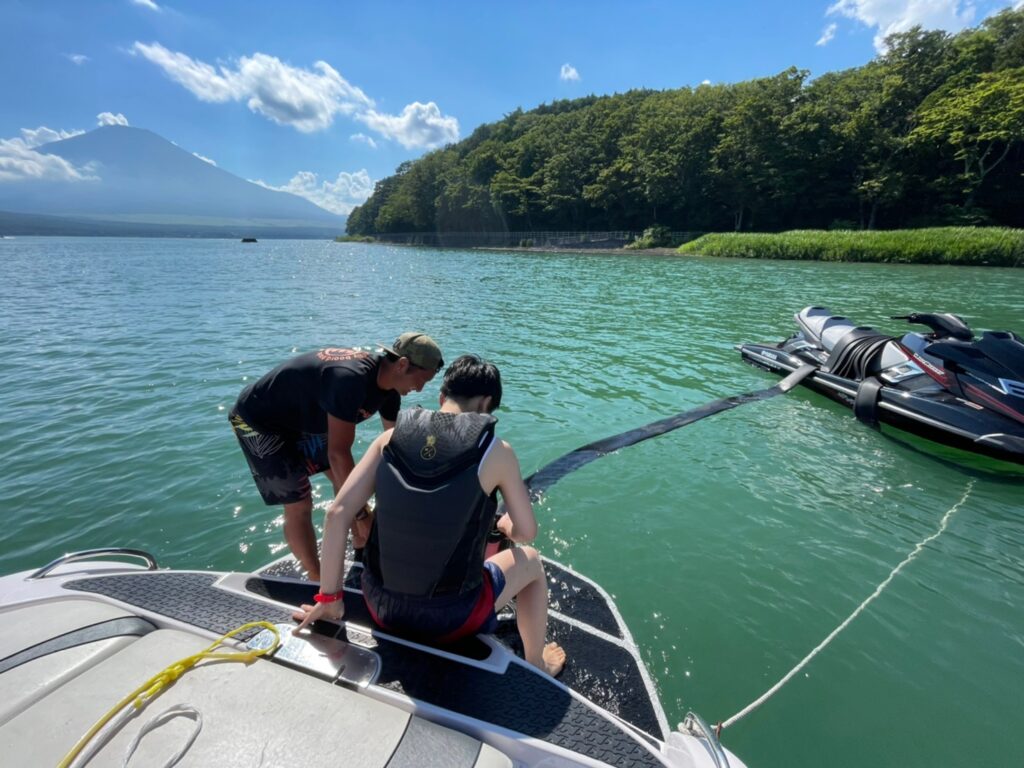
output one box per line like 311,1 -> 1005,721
62,558 -> 668,768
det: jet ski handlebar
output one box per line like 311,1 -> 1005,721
891,313 -> 973,341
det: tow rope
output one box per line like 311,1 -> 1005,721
716,480 -> 974,735
526,364 -> 816,497
59,621 -> 281,768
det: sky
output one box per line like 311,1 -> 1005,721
2,0 -> 1022,216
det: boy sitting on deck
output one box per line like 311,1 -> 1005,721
293,355 -> 566,677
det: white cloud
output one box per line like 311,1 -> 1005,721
817,22 -> 838,45
358,102 -> 459,149
0,132 -> 97,183
560,63 -> 580,82
19,126 -> 85,148
131,43 -> 238,102
192,152 -> 217,166
251,169 -> 374,215
701,79 -> 712,85
131,42 -> 461,146
350,133 -> 378,149
65,53 -> 89,66
827,0 -> 977,51
130,0 -> 162,11
131,42 -> 374,133
97,112 -> 130,127
132,43 -> 460,147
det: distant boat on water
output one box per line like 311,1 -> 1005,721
241,237 -> 258,243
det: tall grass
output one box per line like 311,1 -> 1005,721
677,228 -> 1024,267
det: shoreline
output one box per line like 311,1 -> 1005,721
469,245 -> 682,256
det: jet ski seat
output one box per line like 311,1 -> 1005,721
795,306 -> 859,352
796,307 -> 890,380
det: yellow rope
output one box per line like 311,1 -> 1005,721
57,621 -> 281,768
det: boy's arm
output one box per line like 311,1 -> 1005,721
293,429 -> 391,631
487,440 -> 538,543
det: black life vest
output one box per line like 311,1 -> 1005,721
365,408 -> 498,598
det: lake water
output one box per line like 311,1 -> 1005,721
1,237 -> 1022,767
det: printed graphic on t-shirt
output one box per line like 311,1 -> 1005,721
317,348 -> 371,363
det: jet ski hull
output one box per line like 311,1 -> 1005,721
739,342 -> 1024,466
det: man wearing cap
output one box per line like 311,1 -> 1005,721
229,333 -> 443,580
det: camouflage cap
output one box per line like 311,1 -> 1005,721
379,332 -> 444,371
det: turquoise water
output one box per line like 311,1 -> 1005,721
1,237 -> 1022,767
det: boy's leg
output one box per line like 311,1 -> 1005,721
487,547 -> 565,676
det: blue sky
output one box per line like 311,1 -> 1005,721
2,0 -> 1021,215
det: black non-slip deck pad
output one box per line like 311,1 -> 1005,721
247,574 -> 661,737
365,629 -> 662,768
66,572 -> 294,640
543,558 -> 622,639
258,551 -> 623,640
63,571 -> 664,768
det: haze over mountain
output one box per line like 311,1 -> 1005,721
0,126 -> 344,237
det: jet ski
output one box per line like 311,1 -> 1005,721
738,306 -> 1024,466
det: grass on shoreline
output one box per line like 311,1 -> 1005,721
677,228 -> 1024,267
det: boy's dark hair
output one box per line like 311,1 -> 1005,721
440,354 -> 502,411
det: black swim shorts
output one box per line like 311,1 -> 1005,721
361,561 -> 507,642
229,408 -> 329,505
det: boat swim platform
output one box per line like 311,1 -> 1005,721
50,569 -> 667,768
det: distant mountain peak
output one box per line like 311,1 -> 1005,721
5,125 -> 342,227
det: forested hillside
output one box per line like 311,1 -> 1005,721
347,9 -> 1024,236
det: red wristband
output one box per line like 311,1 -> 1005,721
313,591 -> 343,604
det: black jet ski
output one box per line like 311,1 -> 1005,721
738,306 -> 1024,466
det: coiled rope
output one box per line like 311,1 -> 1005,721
59,620 -> 281,768
717,480 -> 974,735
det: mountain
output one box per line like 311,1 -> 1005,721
0,126 -> 344,236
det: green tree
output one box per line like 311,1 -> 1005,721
911,67 -> 1024,207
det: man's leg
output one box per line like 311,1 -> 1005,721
283,497 -> 320,582
488,547 -> 566,676
232,413 -> 322,579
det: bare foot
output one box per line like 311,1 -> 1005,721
542,642 -> 566,677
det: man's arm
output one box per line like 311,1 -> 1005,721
379,390 -> 400,431
326,415 -> 357,494
482,440 -> 538,543
293,430 -> 391,631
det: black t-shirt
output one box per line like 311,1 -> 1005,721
235,348 -> 400,435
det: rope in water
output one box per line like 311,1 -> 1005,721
59,621 -> 280,768
717,480 -> 975,735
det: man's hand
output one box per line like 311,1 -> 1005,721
496,512 -> 514,539
292,597 -> 345,634
352,506 -> 374,549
